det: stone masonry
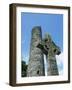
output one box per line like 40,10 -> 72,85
27,26 -> 45,77
27,26 -> 61,76
37,33 -> 61,75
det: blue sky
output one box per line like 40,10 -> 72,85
21,12 -> 63,75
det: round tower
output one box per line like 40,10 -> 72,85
27,26 -> 45,77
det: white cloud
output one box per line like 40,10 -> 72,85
56,52 -> 64,75
44,55 -> 48,76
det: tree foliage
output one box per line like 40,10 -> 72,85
21,60 -> 28,77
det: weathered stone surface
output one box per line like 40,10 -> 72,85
46,56 -> 59,75
37,33 -> 61,76
27,26 -> 45,77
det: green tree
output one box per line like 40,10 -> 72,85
21,60 -> 28,77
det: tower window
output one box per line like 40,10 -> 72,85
37,70 -> 39,74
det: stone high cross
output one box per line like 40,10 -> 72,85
37,33 -> 61,75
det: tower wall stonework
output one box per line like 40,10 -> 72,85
27,26 -> 45,77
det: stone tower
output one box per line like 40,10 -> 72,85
27,26 -> 45,77
37,33 -> 61,76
